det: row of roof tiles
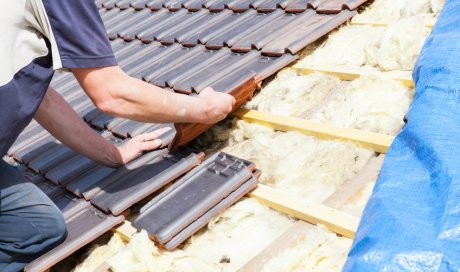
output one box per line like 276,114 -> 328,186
100,5 -> 356,56
97,0 -> 367,14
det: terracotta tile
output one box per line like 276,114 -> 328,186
65,164 -> 116,199
208,9 -> 283,48
116,0 -> 133,9
165,47 -> 231,92
157,10 -> 209,43
175,50 -> 260,93
118,42 -> 163,75
171,76 -> 257,149
47,188 -> 92,220
137,9 -> 188,43
13,135 -> 58,164
182,0 -> 206,11
262,10 -> 356,55
204,0 -> 228,11
255,0 -> 292,12
226,0 -> 256,12
78,149 -> 169,200
133,152 -> 253,244
284,0 -> 310,13
45,155 -> 99,186
107,8 -> 151,40
231,11 -> 300,52
101,0 -> 117,10
8,125 -> 48,157
128,44 -> 183,79
180,10 -> 233,46
130,0 -> 150,10
27,145 -> 75,176
142,46 -> 204,84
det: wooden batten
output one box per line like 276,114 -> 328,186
293,65 -> 414,88
233,109 -> 393,154
350,17 -> 436,28
249,184 -> 360,239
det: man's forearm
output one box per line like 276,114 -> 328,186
34,88 -> 122,167
72,66 -> 234,124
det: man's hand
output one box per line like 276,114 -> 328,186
116,127 -> 171,164
197,87 -> 236,124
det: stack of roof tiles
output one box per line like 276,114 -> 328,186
3,0 -> 371,271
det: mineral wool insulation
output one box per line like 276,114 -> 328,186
73,2 -> 440,271
245,72 -> 413,136
296,16 -> 431,71
353,0 -> 444,21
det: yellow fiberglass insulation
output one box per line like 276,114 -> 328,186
72,234 -> 125,272
308,76 -> 413,136
366,17 -> 431,71
197,120 -> 375,203
261,225 -> 352,272
177,198 -> 294,271
296,25 -> 385,68
354,0 -> 444,21
244,70 -> 341,117
106,198 -> 294,272
297,16 -> 431,71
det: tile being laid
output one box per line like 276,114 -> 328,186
171,76 -> 258,149
24,207 -> 124,272
164,170 -> 260,250
132,152 -> 254,244
90,151 -> 204,215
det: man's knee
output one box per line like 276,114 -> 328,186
41,207 -> 67,247
45,209 -> 67,247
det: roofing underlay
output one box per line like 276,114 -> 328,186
5,0 -> 372,271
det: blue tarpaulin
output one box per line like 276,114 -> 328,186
343,2 -> 460,271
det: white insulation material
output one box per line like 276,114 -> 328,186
297,25 -> 385,68
309,76 -> 414,136
245,70 -> 341,117
106,199 -> 293,272
199,120 -> 375,203
73,234 -> 125,272
261,225 -> 352,272
366,17 -> 431,71
178,198 -> 294,271
354,0 -> 444,21
297,17 -> 431,71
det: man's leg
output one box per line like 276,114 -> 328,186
0,160 -> 67,272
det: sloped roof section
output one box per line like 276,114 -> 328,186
8,0 -> 371,270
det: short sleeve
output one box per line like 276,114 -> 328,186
30,0 -> 117,70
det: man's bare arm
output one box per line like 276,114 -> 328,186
34,88 -> 170,167
72,66 -> 236,124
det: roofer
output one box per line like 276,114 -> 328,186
0,1 -> 235,271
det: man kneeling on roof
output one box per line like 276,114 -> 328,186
0,1 -> 235,271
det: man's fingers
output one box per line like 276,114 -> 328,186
141,139 -> 163,151
137,127 -> 171,141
